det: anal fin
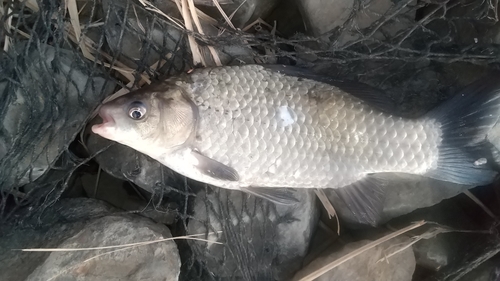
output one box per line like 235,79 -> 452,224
328,174 -> 387,227
240,187 -> 300,205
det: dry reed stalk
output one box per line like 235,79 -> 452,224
314,189 -> 340,235
188,0 -> 222,66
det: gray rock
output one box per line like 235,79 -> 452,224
0,198 -> 181,281
187,187 -> 319,280
75,169 -> 177,225
295,0 -> 416,46
292,236 -> 416,281
102,0 -> 256,69
0,42 -> 116,191
457,254 -> 500,281
102,0 -> 185,69
385,192 -> 483,273
295,0 -> 354,37
413,234 -> 452,271
196,0 -> 280,29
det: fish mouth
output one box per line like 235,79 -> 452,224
91,106 -> 115,135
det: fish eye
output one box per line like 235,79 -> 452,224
128,101 -> 147,120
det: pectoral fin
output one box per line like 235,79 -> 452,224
191,150 -> 240,181
328,174 -> 387,226
240,187 -> 300,205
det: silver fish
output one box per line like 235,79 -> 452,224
91,65 -> 500,223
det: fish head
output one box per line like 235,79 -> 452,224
92,84 -> 197,155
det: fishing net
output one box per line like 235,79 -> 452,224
1,0 -> 500,280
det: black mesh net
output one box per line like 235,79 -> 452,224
1,0 -> 500,280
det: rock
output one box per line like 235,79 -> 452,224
186,187 -> 319,280
295,0 -> 416,46
102,0 -> 256,70
413,234 -> 453,271
295,0 -> 354,37
196,0 -> 280,29
457,254 -> 500,281
0,198 -> 181,281
102,0 -> 185,70
264,0 -> 306,37
292,236 -> 416,281
0,42 -> 115,191
74,169 -> 177,225
384,190 -> 486,273
420,233 -> 500,281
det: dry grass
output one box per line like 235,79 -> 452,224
2,2 -> 12,52
211,0 -> 235,29
18,231 -> 223,281
188,0 -> 222,66
314,189 -> 340,235
19,231 -> 223,252
66,0 -> 91,58
464,190 -> 499,222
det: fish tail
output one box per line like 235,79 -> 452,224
425,72 -> 500,186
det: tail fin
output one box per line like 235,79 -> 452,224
425,72 -> 500,186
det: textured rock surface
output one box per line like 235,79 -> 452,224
196,0 -> 281,28
384,191 -> 484,273
456,254 -> 500,281
0,198 -> 181,281
297,0 -> 415,47
0,42 -> 116,190
293,236 -> 416,281
102,0 -> 255,69
102,0 -> 185,69
295,0 -> 354,37
187,188 -> 319,280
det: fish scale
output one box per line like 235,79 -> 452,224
171,65 -> 441,189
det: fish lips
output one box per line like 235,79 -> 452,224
91,105 -> 116,138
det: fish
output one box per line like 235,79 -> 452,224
91,64 -> 500,225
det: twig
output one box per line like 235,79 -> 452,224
66,0 -> 92,59
464,190 -> 499,222
314,189 -> 340,235
3,5 -> 12,52
211,0 -> 235,29
19,231 -> 224,252
93,167 -> 101,198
